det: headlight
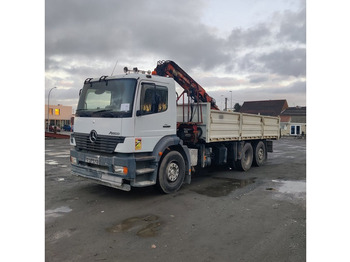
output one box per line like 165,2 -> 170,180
70,156 -> 77,165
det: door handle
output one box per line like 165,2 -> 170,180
163,124 -> 171,128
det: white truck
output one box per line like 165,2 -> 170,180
70,60 -> 280,193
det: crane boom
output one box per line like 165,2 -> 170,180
152,60 -> 219,110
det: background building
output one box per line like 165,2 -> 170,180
280,106 -> 307,137
45,104 -> 74,129
239,99 -> 289,116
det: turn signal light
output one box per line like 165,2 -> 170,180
114,165 -> 128,175
123,167 -> 128,174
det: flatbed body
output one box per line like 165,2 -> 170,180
177,103 -> 280,143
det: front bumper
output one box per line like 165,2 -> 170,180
70,148 -> 156,190
71,165 -> 131,191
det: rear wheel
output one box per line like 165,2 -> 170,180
236,143 -> 253,171
157,151 -> 185,194
253,141 -> 266,166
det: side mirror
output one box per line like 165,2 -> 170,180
136,110 -> 142,116
79,89 -> 82,96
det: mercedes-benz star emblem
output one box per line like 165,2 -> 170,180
89,130 -> 98,143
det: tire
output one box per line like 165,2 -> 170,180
156,151 -> 185,194
253,141 -> 266,166
236,142 -> 253,171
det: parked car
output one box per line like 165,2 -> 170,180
49,125 -> 61,132
62,125 -> 72,131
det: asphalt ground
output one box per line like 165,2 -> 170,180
45,137 -> 306,262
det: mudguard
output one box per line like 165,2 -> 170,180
152,135 -> 191,184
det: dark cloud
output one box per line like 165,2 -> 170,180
232,47 -> 306,78
46,0 -> 305,73
257,48 -> 306,77
45,0 -> 306,109
248,74 -> 270,84
223,4 -> 306,77
45,0 -> 229,71
277,7 -> 306,43
200,76 -> 244,88
227,23 -> 272,49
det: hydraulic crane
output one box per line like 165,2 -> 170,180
152,60 -> 220,144
152,60 -> 219,110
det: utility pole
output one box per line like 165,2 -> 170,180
47,87 -> 57,132
221,95 -> 224,110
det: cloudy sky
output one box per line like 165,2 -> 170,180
45,0 -> 306,111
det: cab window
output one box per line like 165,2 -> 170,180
140,83 -> 168,114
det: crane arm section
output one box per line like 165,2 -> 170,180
152,60 -> 219,110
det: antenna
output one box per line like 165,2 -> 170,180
111,60 -> 118,76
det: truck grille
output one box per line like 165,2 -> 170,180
74,133 -> 125,153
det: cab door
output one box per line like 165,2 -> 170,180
134,81 -> 176,152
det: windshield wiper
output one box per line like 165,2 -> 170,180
77,109 -> 130,118
76,109 -> 92,117
93,109 -> 112,113
92,109 -> 119,117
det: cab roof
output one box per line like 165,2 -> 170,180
84,73 -> 173,85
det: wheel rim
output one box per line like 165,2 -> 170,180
257,148 -> 264,161
167,162 -> 179,182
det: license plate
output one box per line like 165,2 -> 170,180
85,156 -> 99,165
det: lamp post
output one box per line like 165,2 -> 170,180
221,95 -> 224,110
230,91 -> 232,110
47,87 -> 57,132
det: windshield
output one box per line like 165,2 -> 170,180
76,79 -> 137,118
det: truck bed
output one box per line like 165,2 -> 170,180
177,103 -> 280,143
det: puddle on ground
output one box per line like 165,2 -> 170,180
46,160 -> 59,165
192,177 -> 256,197
46,206 -> 72,219
275,180 -> 306,194
107,215 -> 161,237
270,180 -> 306,202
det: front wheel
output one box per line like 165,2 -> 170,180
157,151 -> 185,194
